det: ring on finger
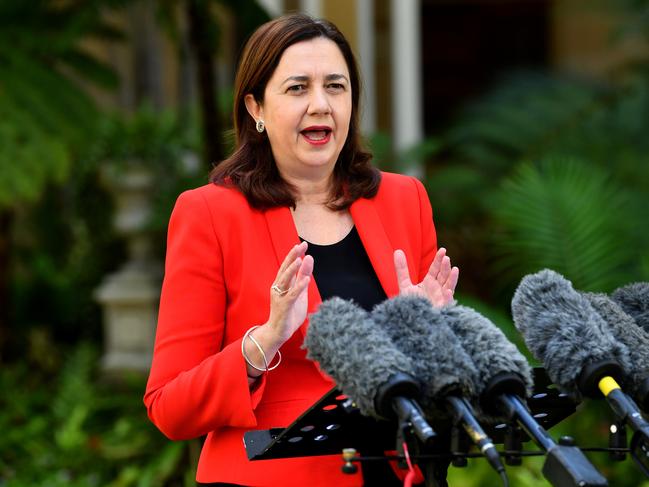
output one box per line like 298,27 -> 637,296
271,284 -> 288,296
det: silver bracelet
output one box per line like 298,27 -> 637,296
241,325 -> 282,373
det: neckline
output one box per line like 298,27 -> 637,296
300,225 -> 356,248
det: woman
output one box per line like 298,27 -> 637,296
144,13 -> 458,487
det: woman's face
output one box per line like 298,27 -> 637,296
246,37 -> 352,182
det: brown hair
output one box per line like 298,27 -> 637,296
209,13 -> 380,210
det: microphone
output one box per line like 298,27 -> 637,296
581,291 -> 649,412
442,303 -> 608,487
371,295 -> 506,480
511,269 -> 630,396
304,297 -> 435,444
512,269 -> 649,476
612,282 -> 649,334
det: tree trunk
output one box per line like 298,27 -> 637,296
0,209 -> 13,362
186,0 -> 224,167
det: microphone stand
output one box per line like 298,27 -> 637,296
242,368 -> 611,486
395,409 -> 452,487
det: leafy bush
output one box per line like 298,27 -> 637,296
426,69 -> 649,308
0,342 -> 197,487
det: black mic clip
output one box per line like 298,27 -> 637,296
503,423 -> 524,466
608,420 -> 627,461
450,423 -> 469,467
394,423 -> 420,471
374,372 -> 436,446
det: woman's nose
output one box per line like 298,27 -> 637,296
307,87 -> 331,115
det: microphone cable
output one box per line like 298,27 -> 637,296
401,441 -> 416,487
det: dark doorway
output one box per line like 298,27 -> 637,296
421,0 -> 550,133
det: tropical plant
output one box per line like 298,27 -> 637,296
0,0 -> 122,208
10,103 -> 203,350
443,72 -> 608,179
0,0 -> 125,354
88,103 -> 204,246
429,69 -> 649,306
0,341 -> 198,486
489,157 -> 633,295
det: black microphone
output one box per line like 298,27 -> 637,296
443,303 -> 608,487
582,291 -> 649,412
371,295 -> 506,481
304,297 -> 435,444
512,269 -> 649,475
612,282 -> 649,334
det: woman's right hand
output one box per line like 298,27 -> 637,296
266,241 -> 313,343
244,242 -> 313,381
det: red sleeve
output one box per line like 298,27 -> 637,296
143,189 -> 266,441
412,177 -> 438,281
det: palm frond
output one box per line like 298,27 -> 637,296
59,49 -> 119,89
1,51 -> 98,138
0,0 -> 123,207
489,157 -> 631,292
0,108 -> 71,208
445,72 -> 608,174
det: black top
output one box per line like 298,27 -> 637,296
303,226 -> 386,311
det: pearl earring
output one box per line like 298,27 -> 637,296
256,120 -> 265,133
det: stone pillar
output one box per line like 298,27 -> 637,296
94,165 -> 160,373
390,0 -> 424,177
257,0 -> 284,17
358,0 -> 377,136
300,0 -> 322,18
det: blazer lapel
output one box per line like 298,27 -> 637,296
351,198 -> 399,298
264,206 -> 299,267
263,206 -> 322,341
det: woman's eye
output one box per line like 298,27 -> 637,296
327,83 -> 345,91
287,84 -> 306,93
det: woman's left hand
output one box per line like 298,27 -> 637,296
393,247 -> 459,307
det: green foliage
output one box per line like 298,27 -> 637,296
0,342 -> 197,486
367,131 -> 441,175
10,164 -> 124,344
489,157 -> 631,293
0,109 -> 69,208
10,104 -> 203,344
87,103 -> 204,249
89,104 -> 198,171
445,72 -> 607,177
599,0 -> 649,43
431,68 -> 649,306
0,0 -> 120,209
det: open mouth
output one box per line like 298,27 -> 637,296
301,127 -> 332,142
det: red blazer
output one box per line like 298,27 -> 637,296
144,171 -> 438,486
